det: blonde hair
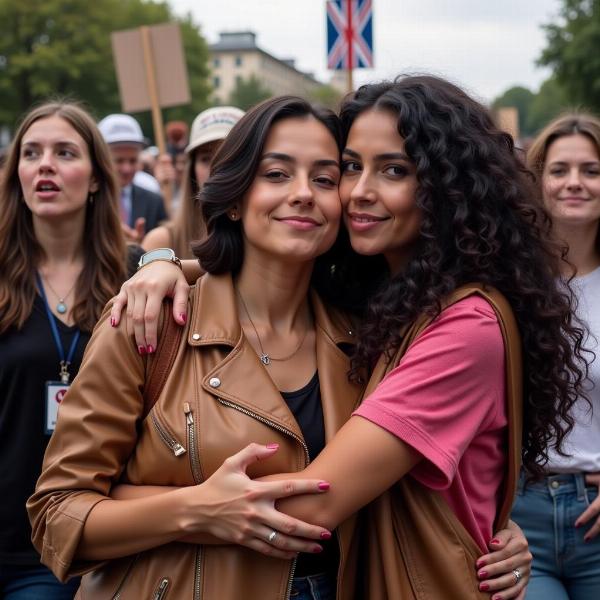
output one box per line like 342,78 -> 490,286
0,101 -> 127,334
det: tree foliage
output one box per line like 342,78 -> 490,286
228,75 -> 272,111
309,84 -> 344,111
526,77 -> 569,134
539,0 -> 600,113
492,86 -> 535,137
0,0 -> 211,137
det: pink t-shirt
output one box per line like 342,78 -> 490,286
353,296 -> 507,551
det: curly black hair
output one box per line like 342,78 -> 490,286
337,76 -> 587,478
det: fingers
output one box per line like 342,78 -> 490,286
110,289 -> 128,327
240,537 -> 297,561
583,515 -> 600,542
142,292 -> 164,353
131,290 -> 150,352
172,280 -> 190,325
255,525 -> 324,555
575,496 -> 600,528
134,218 -> 146,243
223,443 -> 282,472
478,567 -> 529,599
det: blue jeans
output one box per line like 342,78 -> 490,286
290,572 -> 335,600
0,564 -> 79,600
511,472 -> 600,599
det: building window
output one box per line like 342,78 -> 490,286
213,57 -> 220,68
235,55 -> 243,67
213,76 -> 220,88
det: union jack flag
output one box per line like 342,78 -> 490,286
327,0 -> 374,70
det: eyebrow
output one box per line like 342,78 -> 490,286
343,148 -> 411,162
261,152 -> 339,169
21,140 -> 81,148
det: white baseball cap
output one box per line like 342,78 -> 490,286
98,114 -> 145,146
186,107 -> 244,154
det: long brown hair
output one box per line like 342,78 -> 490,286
527,112 -> 600,253
0,101 -> 127,334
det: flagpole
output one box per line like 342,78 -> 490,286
347,68 -> 353,94
346,0 -> 354,92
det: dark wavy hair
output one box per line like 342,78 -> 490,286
192,96 -> 343,273
340,76 -> 587,477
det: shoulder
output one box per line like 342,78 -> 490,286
132,184 -> 163,204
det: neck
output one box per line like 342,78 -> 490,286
33,214 -> 85,269
235,252 -> 314,331
554,221 -> 600,277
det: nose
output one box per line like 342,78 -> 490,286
566,168 -> 583,190
349,171 -> 376,204
289,173 -> 314,206
38,148 -> 56,173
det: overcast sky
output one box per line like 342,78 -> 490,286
169,0 -> 563,103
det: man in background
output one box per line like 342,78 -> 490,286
98,114 -> 167,243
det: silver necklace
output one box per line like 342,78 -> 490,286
39,274 -> 77,315
236,289 -> 309,366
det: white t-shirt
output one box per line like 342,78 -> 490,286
547,266 -> 600,472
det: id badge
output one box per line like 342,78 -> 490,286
45,381 -> 70,435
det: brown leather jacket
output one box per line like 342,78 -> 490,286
28,273 -> 364,600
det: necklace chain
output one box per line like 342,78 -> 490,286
39,273 -> 77,315
236,289 -> 309,366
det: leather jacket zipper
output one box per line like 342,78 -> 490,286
151,411 -> 186,456
152,577 -> 170,600
215,397 -> 309,599
194,546 -> 202,600
184,403 -> 203,483
112,554 -> 139,600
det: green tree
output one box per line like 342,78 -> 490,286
492,86 -> 535,136
0,0 -> 211,137
539,0 -> 600,113
526,77 -> 570,134
228,75 -> 272,111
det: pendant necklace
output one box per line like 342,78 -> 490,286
39,273 -> 77,315
236,289 -> 309,366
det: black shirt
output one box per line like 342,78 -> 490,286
281,373 -> 339,578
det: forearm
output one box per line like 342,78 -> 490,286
181,259 -> 203,283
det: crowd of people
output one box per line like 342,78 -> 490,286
0,73 -> 598,600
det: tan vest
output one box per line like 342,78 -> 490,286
352,285 -> 523,599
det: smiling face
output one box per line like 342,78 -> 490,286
18,115 -> 97,222
239,115 -> 341,265
542,134 -> 600,231
339,109 -> 421,273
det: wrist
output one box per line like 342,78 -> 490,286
137,248 -> 182,272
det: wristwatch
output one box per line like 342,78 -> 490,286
137,248 -> 182,271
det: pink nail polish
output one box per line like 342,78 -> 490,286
493,596 -> 503,600
478,570 -> 488,579
490,538 -> 500,545
318,482 -> 330,491
110,317 -> 116,327
138,345 -> 146,355
147,345 -> 154,354
180,313 -> 187,324
312,545 -> 323,553
320,531 -> 332,540
266,443 -> 279,450
479,583 -> 489,591
476,560 -> 485,569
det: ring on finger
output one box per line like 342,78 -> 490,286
512,568 -> 522,585
267,530 -> 278,544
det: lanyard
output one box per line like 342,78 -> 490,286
36,273 -> 81,384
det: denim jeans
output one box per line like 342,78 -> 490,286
511,471 -> 600,599
0,564 -> 79,600
290,572 -> 336,600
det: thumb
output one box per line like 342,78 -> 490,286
225,443 -> 279,474
488,530 -> 509,550
135,217 -> 146,239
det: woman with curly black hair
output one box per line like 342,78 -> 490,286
105,76 -> 584,599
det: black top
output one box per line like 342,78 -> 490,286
0,296 -> 91,565
281,373 -> 339,578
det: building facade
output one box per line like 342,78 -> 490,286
209,31 -> 324,104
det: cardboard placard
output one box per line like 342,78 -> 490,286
111,23 -> 190,113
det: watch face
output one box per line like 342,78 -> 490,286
141,248 -> 174,264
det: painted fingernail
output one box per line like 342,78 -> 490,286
318,482 -> 330,491
476,560 -> 485,569
490,538 -> 500,545
180,313 -> 187,324
478,570 -> 488,579
320,531 -> 332,540
147,345 -> 154,354
493,596 -> 503,600
266,443 -> 279,450
138,345 -> 146,355
312,545 -> 323,553
479,583 -> 489,591
110,317 -> 116,327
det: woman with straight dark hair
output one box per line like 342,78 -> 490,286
510,112 -> 600,599
0,101 -> 134,599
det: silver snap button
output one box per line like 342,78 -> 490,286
551,480 -> 560,489
192,333 -> 201,341
348,330 -> 354,336
209,377 -> 221,388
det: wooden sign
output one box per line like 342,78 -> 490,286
496,107 -> 520,141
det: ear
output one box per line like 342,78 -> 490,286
228,205 -> 240,221
89,175 -> 100,194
